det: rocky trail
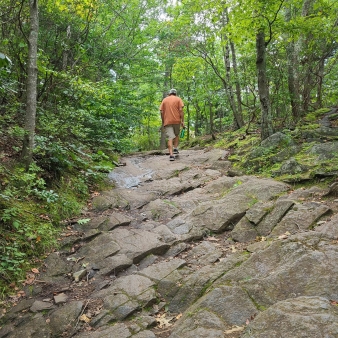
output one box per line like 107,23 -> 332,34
2,148 -> 338,338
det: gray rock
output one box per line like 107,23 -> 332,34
316,213 -> 338,238
7,298 -> 35,317
73,269 -> 87,282
256,199 -> 294,235
271,201 -> 330,235
132,330 -> 156,338
273,157 -> 308,176
308,141 -> 338,160
53,292 -> 68,304
180,285 -> 257,328
98,254 -> 133,275
141,199 -> 181,221
91,196 -> 114,212
74,323 -> 132,337
271,145 -> 301,163
113,300 -> 140,320
152,224 -> 177,243
285,186 -> 325,200
165,254 -> 248,313
166,218 -> 192,235
70,233 -> 120,266
40,252 -> 73,281
93,275 -> 156,311
30,300 -> 54,313
99,212 -> 132,231
246,201 -> 274,225
163,242 -> 188,258
1,313 -> 51,338
231,217 -> 258,242
137,259 -> 186,282
242,296 -> 338,338
49,301 -> 83,337
260,132 -> 294,148
109,228 -> 170,263
220,233 -> 338,307
170,310 -> 226,338
185,241 -> 222,266
170,309 -> 226,338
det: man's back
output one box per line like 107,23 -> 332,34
160,95 -> 184,126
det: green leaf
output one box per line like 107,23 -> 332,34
77,218 -> 91,225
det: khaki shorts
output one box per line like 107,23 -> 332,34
164,124 -> 180,140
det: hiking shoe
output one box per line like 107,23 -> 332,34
173,148 -> 179,154
169,155 -> 175,161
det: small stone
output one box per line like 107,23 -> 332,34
73,269 -> 87,282
54,293 -> 68,304
30,300 -> 54,313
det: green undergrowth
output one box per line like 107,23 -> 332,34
182,108 -> 338,186
0,156 -> 115,298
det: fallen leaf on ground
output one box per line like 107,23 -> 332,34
207,236 -> 219,241
79,314 -> 91,323
176,313 -> 183,320
31,268 -> 39,274
224,326 -> 245,334
156,313 -> 174,328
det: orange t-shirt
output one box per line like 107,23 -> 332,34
160,95 -> 184,126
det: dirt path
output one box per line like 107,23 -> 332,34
2,148 -> 338,338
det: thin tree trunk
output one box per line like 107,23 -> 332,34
160,68 -> 170,150
186,85 -> 190,141
62,25 -> 71,70
285,5 -> 301,121
230,41 -> 244,124
222,8 -> 244,129
209,98 -> 215,138
315,58 -> 325,109
256,30 -> 273,140
224,43 -> 240,128
22,0 -> 39,169
299,0 -> 316,113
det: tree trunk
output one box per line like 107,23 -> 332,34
22,0 -> 39,169
315,58 -> 325,109
186,85 -> 191,141
256,30 -> 273,140
285,5 -> 302,121
208,98 -> 214,137
222,9 -> 244,129
230,41 -> 244,126
224,43 -> 240,128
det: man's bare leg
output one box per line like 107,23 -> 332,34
173,135 -> 179,150
168,138 -> 174,156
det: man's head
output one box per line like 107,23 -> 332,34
169,88 -> 177,96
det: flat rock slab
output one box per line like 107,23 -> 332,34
49,301 -> 84,337
0,314 -> 51,338
70,233 -> 120,266
184,241 -> 223,266
218,232 -> 338,307
98,212 -> 132,231
75,323 -> 132,338
242,296 -> 338,338
170,286 -> 257,338
271,201 -> 330,235
109,228 -> 170,263
137,259 -> 186,282
92,275 -> 157,318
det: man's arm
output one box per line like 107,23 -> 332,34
179,108 -> 185,127
160,110 -> 164,125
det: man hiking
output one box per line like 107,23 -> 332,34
159,88 -> 185,161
